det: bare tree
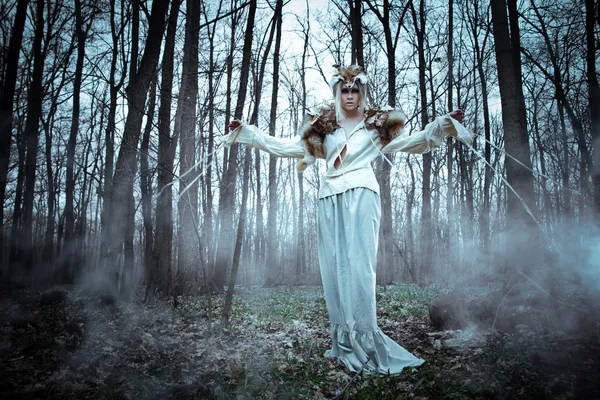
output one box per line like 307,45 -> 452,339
296,1 -> 310,279
491,0 -> 535,219
9,116 -> 26,265
266,0 -> 284,286
150,0 -> 182,298
447,0 -> 454,253
249,4 -> 278,268
202,0 -> 224,266
122,0 -> 139,284
223,0 -> 278,322
365,0 -> 410,285
212,0 -> 242,290
40,41 -> 75,265
520,0 -> 591,200
410,0 -> 434,284
65,0 -> 97,280
349,0 -> 364,66
100,0 -> 128,262
490,0 -> 536,284
214,0 -> 257,292
177,0 -> 202,294
0,0 -> 28,266
140,72 -> 157,288
21,0 -> 46,273
465,0 -> 493,250
102,0 -> 170,295
586,0 -> 600,217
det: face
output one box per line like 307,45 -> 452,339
340,83 -> 361,112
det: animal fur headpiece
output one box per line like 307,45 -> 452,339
329,65 -> 368,92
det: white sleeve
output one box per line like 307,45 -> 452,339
222,123 -> 306,159
381,115 -> 473,154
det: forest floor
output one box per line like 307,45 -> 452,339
1,282 -> 599,399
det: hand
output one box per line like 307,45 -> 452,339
228,119 -> 241,131
449,109 -> 464,124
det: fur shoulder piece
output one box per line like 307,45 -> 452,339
297,104 -> 339,171
364,107 -> 407,147
296,105 -> 407,172
302,103 -> 339,139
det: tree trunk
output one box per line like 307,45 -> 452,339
349,0 -> 364,66
177,0 -> 201,295
64,0 -> 87,281
491,0 -> 535,220
447,0 -> 454,260
296,2 -> 310,280
0,0 -> 29,265
10,124 -> 26,265
254,150 -> 264,266
130,0 -> 139,81
406,155 -> 416,280
491,0 -> 536,281
102,0 -> 169,295
38,55 -> 70,269
212,3 -> 237,288
557,104 -> 571,217
380,2 -> 394,286
43,120 -> 55,264
141,73 -> 157,285
21,0 -> 46,274
468,0 -> 492,252
122,0 -> 141,294
222,0 -> 261,317
100,0 -> 127,266
77,125 -> 92,263
203,1 -> 224,267
530,86 -> 552,218
249,8 -> 278,269
365,0 -> 410,284
587,0 -> 600,217
213,0 -> 257,291
411,0 -> 432,284
222,146 -> 252,324
151,0 -> 181,297
266,0 -> 283,286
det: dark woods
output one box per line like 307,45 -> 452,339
0,0 -> 599,308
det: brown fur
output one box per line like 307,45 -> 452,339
297,106 -> 406,171
366,109 -> 406,147
336,65 -> 364,83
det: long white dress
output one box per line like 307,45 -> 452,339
223,114 -> 472,375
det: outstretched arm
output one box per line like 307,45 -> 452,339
223,120 -> 305,159
381,110 -> 472,154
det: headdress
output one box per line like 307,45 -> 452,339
328,65 -> 368,92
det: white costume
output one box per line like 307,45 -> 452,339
223,113 -> 472,374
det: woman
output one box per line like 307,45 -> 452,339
224,66 -> 471,375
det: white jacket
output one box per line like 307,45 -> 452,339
223,114 -> 472,199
